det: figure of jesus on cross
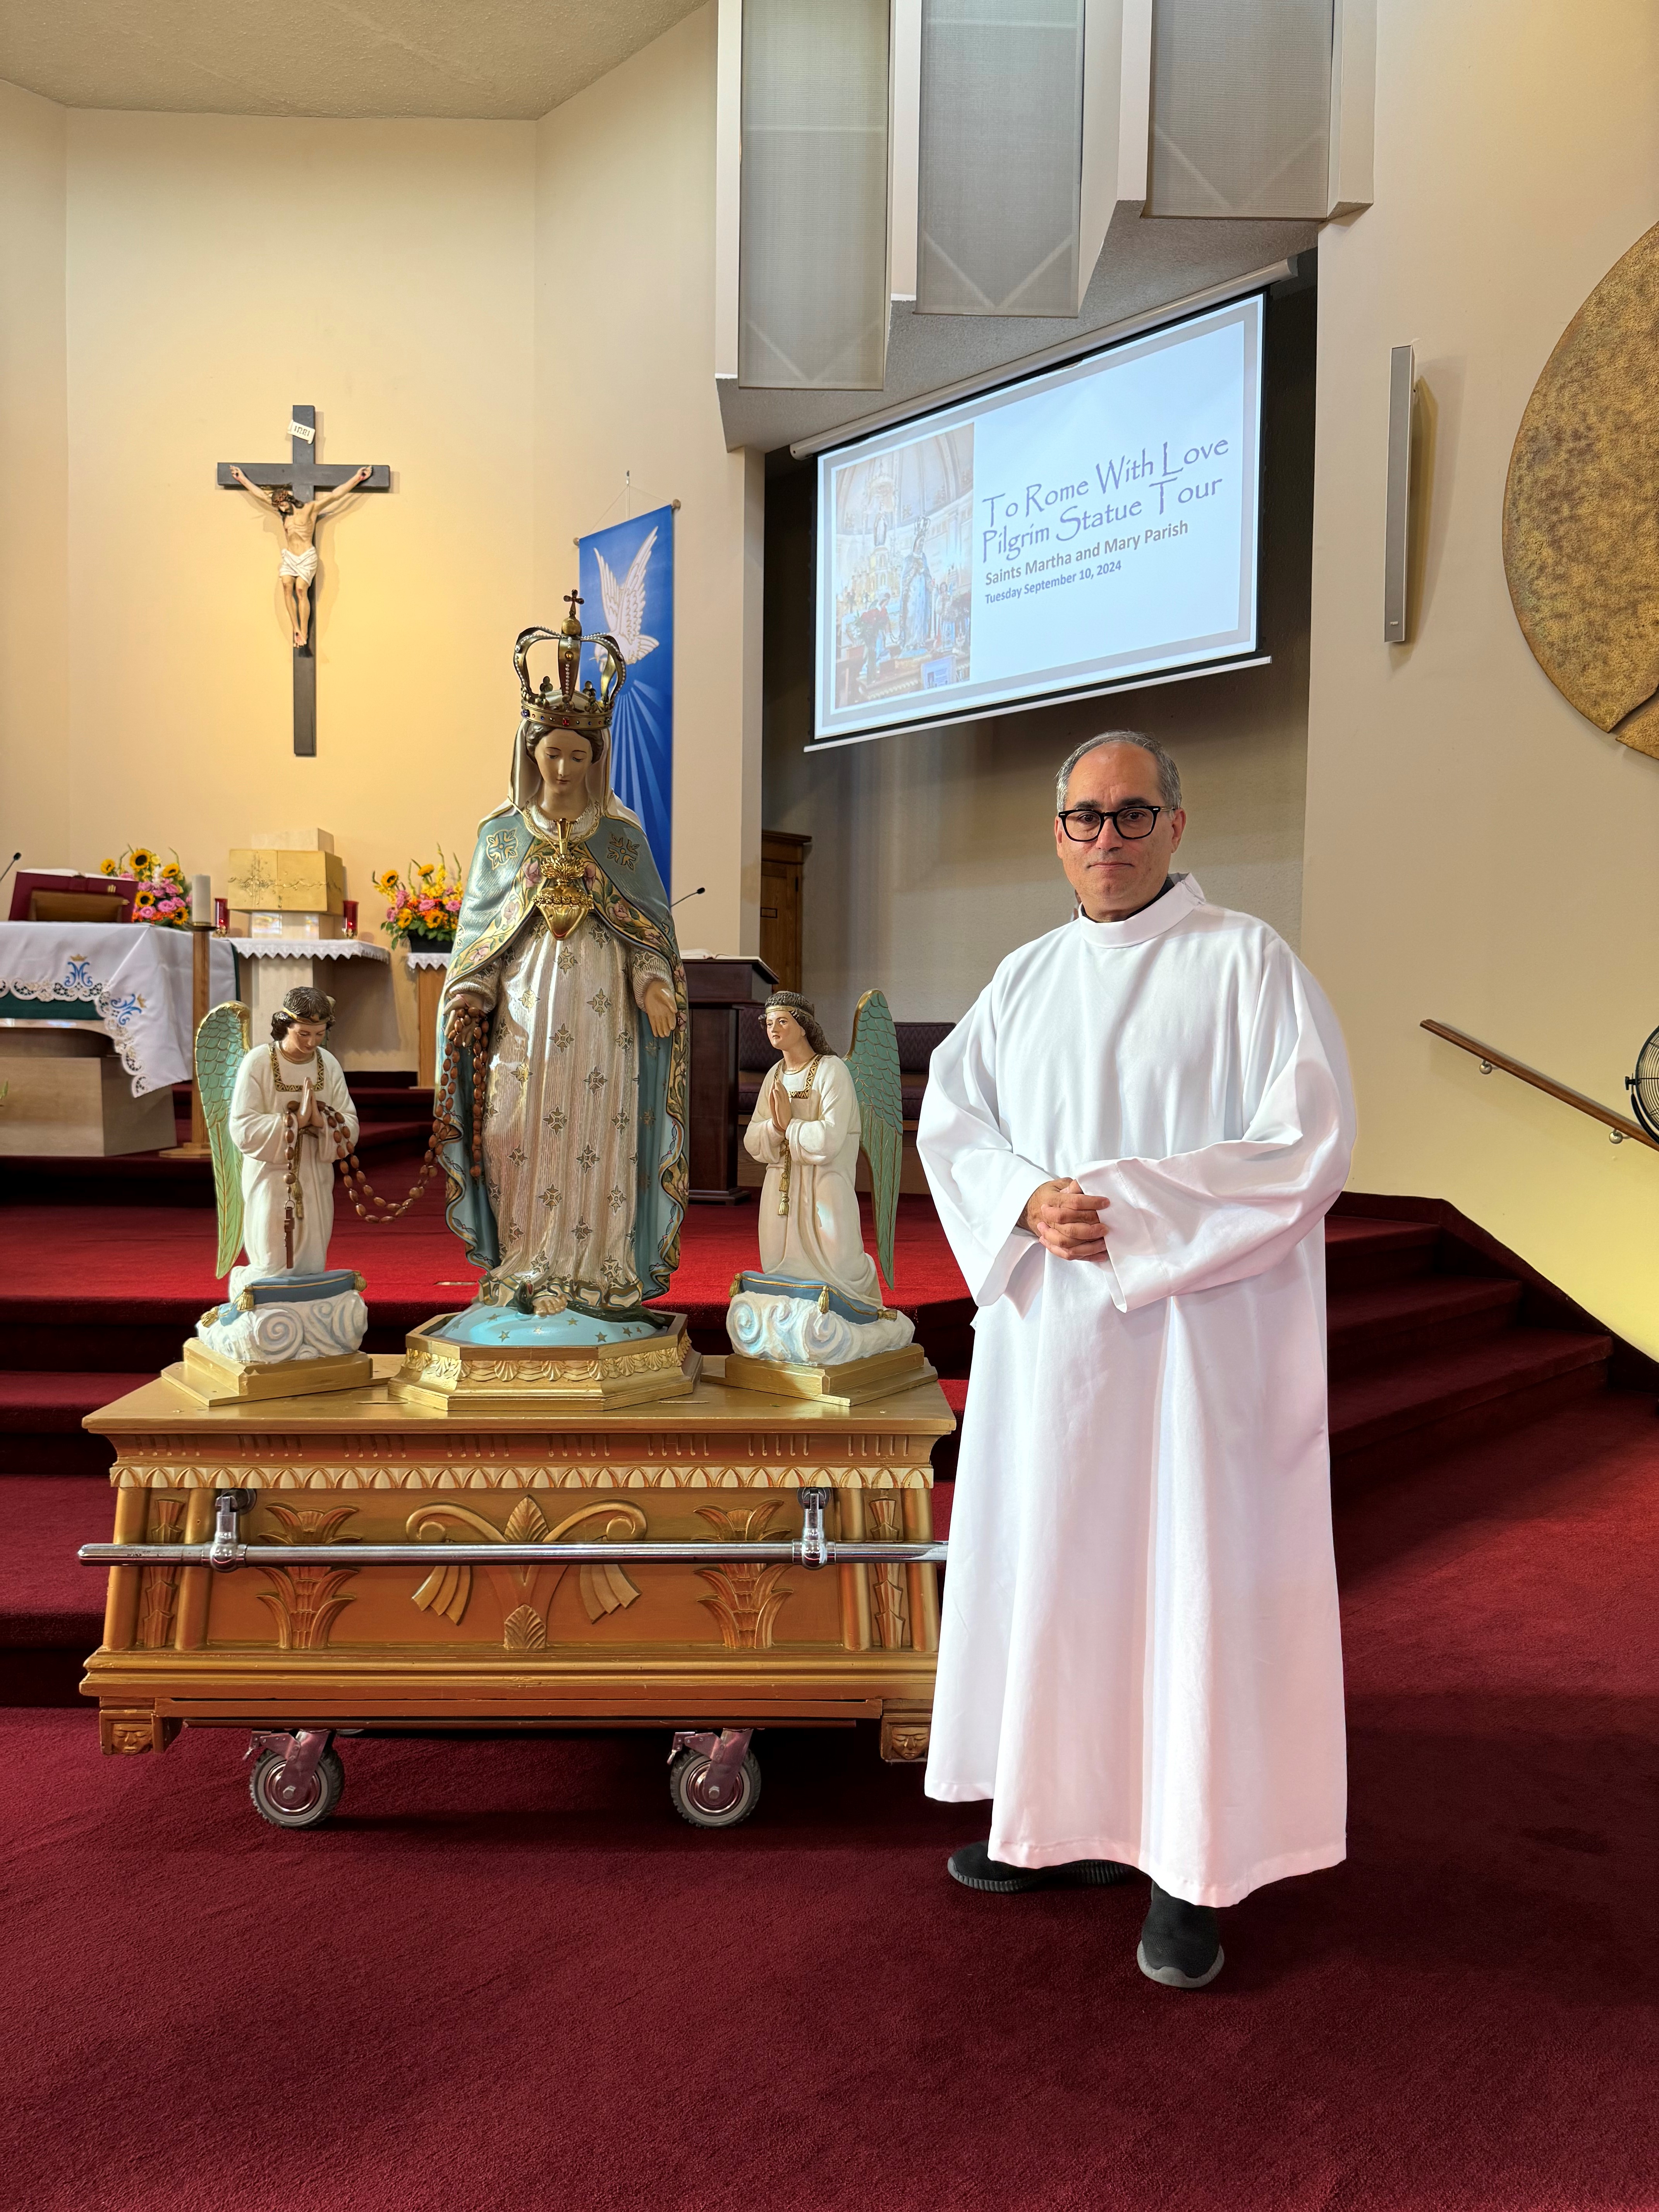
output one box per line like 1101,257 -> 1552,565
228,464 -> 371,646
218,405 -> 391,756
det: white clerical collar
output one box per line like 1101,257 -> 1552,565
1074,872 -> 1204,948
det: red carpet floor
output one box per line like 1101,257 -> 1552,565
0,1189 -> 969,1312
5,1389 -> 1657,2209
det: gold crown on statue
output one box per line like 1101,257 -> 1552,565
514,591 -> 628,742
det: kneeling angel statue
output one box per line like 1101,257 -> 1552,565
726,988 -> 933,1398
187,985 -> 369,1389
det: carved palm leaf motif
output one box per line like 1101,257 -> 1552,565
502,1605 -> 547,1650
694,1500 -> 793,1650
406,1497 -> 648,1645
254,1503 -> 361,1650
137,1498 -> 186,1649
866,1498 -> 909,1650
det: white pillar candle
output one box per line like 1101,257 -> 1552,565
191,873 -> 213,926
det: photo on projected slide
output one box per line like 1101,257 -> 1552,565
814,295 -> 1263,745
830,426 -> 974,717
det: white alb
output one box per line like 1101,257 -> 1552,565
917,875 -> 1355,1908
228,1043 -> 359,1297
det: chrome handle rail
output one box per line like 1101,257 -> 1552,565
79,1540 -> 949,1568
78,1487 -> 948,1573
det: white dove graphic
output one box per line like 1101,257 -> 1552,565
596,529 -> 659,664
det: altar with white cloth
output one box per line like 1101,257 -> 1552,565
227,935 -> 396,1066
0,923 -> 237,1156
0,922 -> 237,1094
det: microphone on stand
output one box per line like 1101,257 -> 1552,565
670,886 -> 706,908
0,852 -> 21,892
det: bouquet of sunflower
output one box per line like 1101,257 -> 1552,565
98,845 -> 191,929
374,854 -> 463,948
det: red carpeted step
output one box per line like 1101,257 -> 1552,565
0,1117 -> 435,1209
2,1474 -> 108,1647
1330,1325 -> 1611,1462
0,1373 -> 148,1432
1326,1275 -> 1522,1378
1322,1214 -> 1439,1291
0,1376 -> 144,1475
0,1196 -> 977,1375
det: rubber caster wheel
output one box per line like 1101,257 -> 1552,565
248,1746 -> 345,1831
667,1745 -> 761,1829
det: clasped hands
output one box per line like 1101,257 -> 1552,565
1022,1176 -> 1109,1262
287,1078 -> 323,1134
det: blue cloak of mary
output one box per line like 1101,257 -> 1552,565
438,627 -> 688,1315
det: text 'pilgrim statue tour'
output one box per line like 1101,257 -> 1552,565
918,730 -> 1355,1989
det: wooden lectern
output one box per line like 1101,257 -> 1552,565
685,956 -> 775,1202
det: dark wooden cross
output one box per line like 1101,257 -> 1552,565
216,405 -> 390,757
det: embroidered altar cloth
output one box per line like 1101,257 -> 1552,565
0,922 -> 235,1096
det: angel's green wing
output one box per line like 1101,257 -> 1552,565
845,988 -> 904,1294
196,1001 -> 252,1278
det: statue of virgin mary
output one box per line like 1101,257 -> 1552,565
438,609 -> 688,1320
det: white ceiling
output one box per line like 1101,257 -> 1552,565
0,0 -> 706,120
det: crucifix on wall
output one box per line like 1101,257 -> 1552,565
217,405 -> 390,757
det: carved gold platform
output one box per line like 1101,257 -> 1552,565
722,1343 -> 938,1412
82,1354 -> 952,1767
170,1341 -> 375,1409
390,1311 -> 699,1412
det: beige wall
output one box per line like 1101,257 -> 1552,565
0,80 -> 69,855
765,286 -> 1316,1046
532,4 -> 763,960
1302,2 -> 1659,1349
0,5 -> 764,1077
55,110 -> 536,1060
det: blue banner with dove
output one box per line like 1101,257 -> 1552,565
578,506 -> 675,894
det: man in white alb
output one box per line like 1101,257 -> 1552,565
917,732 -> 1355,1989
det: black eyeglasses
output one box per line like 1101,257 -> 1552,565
1056,803 -> 1163,843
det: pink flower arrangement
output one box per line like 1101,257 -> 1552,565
98,846 -> 192,930
376,854 -> 463,948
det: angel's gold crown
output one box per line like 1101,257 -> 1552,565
515,591 -> 628,742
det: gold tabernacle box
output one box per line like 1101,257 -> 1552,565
225,848 -> 347,915
80,1356 -> 952,1767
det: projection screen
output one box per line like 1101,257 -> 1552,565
813,293 -> 1264,747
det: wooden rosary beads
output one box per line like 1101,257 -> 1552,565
326,1006 -> 490,1224
280,1099 -> 307,1269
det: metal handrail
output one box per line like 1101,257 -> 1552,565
79,1540 -> 947,1569
78,1487 -> 947,1574
1421,1019 -> 1658,1152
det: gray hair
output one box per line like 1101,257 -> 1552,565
1055,730 -> 1182,812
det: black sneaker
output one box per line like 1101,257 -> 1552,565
1137,1882 -> 1224,1987
947,1840 -> 1133,1893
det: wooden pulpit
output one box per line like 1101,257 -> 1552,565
685,956 -> 776,1202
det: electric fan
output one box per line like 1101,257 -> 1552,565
1625,1026 -> 1659,1139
